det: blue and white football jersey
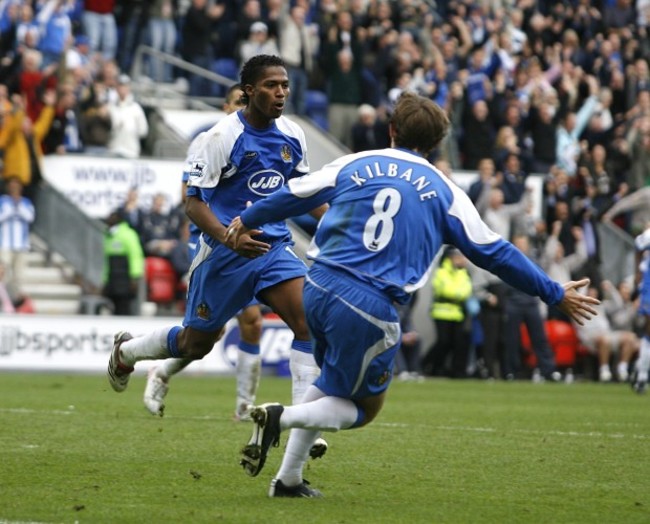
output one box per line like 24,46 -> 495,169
635,227 -> 650,314
241,147 -> 565,305
181,132 -> 210,253
185,111 -> 309,247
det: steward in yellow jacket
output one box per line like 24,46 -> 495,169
430,250 -> 473,322
423,247 -> 474,378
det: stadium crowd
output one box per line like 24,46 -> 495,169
0,0 -> 649,381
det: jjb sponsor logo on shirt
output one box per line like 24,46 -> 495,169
248,170 -> 285,196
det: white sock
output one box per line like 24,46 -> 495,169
236,349 -> 261,411
637,336 -> 650,382
275,386 -> 326,486
120,327 -> 174,366
157,358 -> 192,381
276,428 -> 320,486
280,395 -> 360,432
290,350 -> 320,404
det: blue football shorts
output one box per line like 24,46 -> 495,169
304,264 -> 402,401
183,236 -> 306,331
639,282 -> 650,316
188,233 -> 260,311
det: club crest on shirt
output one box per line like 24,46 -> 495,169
280,144 -> 292,163
196,303 -> 210,320
375,369 -> 392,387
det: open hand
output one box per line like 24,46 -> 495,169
557,278 -> 600,326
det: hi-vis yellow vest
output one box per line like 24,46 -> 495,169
430,257 -> 473,322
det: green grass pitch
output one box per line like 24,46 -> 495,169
1,372 -> 649,523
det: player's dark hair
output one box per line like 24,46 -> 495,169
390,92 -> 450,156
240,55 -> 286,105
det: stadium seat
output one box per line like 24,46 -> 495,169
545,320 -> 580,367
305,90 -> 329,131
145,257 -> 178,304
520,320 -> 582,369
211,58 -> 239,97
212,58 -> 239,80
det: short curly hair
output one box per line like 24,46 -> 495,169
239,55 -> 286,104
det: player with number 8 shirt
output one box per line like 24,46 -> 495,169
227,91 -> 601,498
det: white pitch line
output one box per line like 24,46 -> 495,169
0,408 -> 73,415
376,423 -> 650,440
3,408 -> 648,440
0,520 -> 52,524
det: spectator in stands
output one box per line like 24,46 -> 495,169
16,48 -> 57,123
102,207 -> 145,316
277,2 -> 316,115
501,234 -> 562,382
475,184 -> 530,243
106,74 -> 148,159
626,58 -> 650,109
169,216 -> 191,285
117,187 -> 144,238
15,3 -> 39,51
500,152 -> 528,205
180,0 -> 224,97
528,93 -> 560,174
573,200 -> 603,288
78,73 -> 111,153
460,99 -> 496,170
545,198 -> 576,258
36,0 -> 72,68
83,0 -> 118,62
235,0 -> 263,44
0,177 -> 34,299
96,60 -> 120,103
602,279 -> 638,334
586,87 -> 616,145
238,21 -> 279,68
576,143 -> 622,216
493,126 -> 521,173
320,21 -> 364,148
42,83 -> 83,154
467,158 -> 498,204
65,34 -> 92,74
625,113 -> 650,192
573,283 -> 639,382
139,192 -> 181,261
0,89 -> 56,199
543,222 -> 588,321
115,0 -> 150,73
469,261 -> 507,380
147,0 -> 177,83
350,103 -> 389,153
555,75 -> 600,177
